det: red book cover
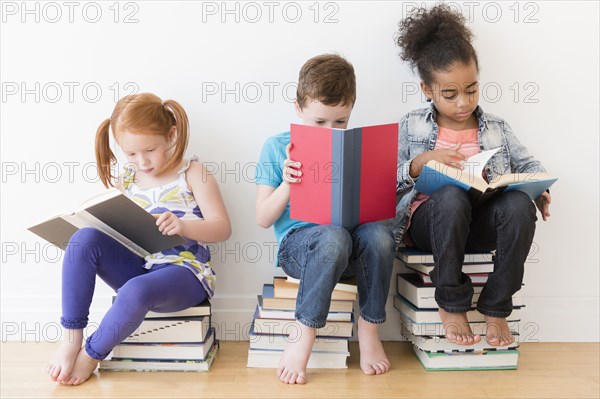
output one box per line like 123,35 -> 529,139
289,124 -> 334,225
289,123 -> 398,227
359,124 -> 398,223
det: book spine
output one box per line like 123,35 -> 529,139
335,128 -> 361,227
349,128 -> 362,227
331,129 -> 343,226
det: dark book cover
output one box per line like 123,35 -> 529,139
28,188 -> 184,256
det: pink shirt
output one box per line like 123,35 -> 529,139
404,127 -> 480,244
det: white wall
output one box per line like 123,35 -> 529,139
1,1 -> 598,343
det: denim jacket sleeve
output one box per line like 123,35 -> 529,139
503,120 -> 547,175
483,115 -> 547,180
397,115 -> 417,192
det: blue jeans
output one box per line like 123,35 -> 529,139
408,185 -> 537,318
277,222 -> 396,329
61,228 -> 207,360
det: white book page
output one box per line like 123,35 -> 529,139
28,188 -> 122,230
75,187 -> 122,213
462,147 -> 500,179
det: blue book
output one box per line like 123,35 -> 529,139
414,148 -> 557,206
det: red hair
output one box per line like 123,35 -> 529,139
95,93 -> 189,188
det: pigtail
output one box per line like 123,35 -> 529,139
162,99 -> 189,173
95,118 -> 116,188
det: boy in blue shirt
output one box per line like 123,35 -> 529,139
256,54 -> 395,384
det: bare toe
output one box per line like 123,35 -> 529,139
276,321 -> 314,384
439,309 -> 479,346
358,317 -> 390,375
485,316 -> 514,347
67,348 -> 98,385
47,338 -> 82,383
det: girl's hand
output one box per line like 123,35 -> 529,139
410,144 -> 467,177
282,143 -> 302,184
535,191 -> 552,221
155,212 -> 185,236
430,144 -> 467,169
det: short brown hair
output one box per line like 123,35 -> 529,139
296,54 -> 356,109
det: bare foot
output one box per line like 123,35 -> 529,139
64,347 -> 99,385
357,317 -> 390,375
46,329 -> 83,383
485,316 -> 515,347
439,308 -> 482,346
276,321 -> 316,384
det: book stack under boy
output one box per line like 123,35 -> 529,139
394,247 -> 523,371
99,299 -> 218,372
247,276 -> 357,369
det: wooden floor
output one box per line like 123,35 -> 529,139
1,341 -> 599,398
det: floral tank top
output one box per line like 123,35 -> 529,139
122,156 -> 215,298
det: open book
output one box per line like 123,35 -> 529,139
289,123 -> 398,227
28,188 -> 184,258
414,148 -> 557,205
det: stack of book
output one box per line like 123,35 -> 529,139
394,247 -> 522,370
247,276 -> 356,369
99,299 -> 218,372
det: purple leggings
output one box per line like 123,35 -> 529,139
61,228 -> 208,360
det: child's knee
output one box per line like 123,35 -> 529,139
65,228 -> 110,261
430,185 -> 471,212
501,191 -> 537,223
357,223 -> 396,254
310,225 -> 352,262
69,228 -> 106,247
115,278 -> 154,311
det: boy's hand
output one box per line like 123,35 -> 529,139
535,191 -> 552,221
155,212 -> 185,236
283,143 -> 302,184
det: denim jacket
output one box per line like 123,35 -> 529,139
386,104 -> 546,247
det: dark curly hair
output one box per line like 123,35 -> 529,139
396,4 -> 478,86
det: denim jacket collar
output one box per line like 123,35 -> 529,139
475,106 -> 488,132
425,103 -> 488,132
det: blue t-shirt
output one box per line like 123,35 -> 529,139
256,131 -> 314,244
